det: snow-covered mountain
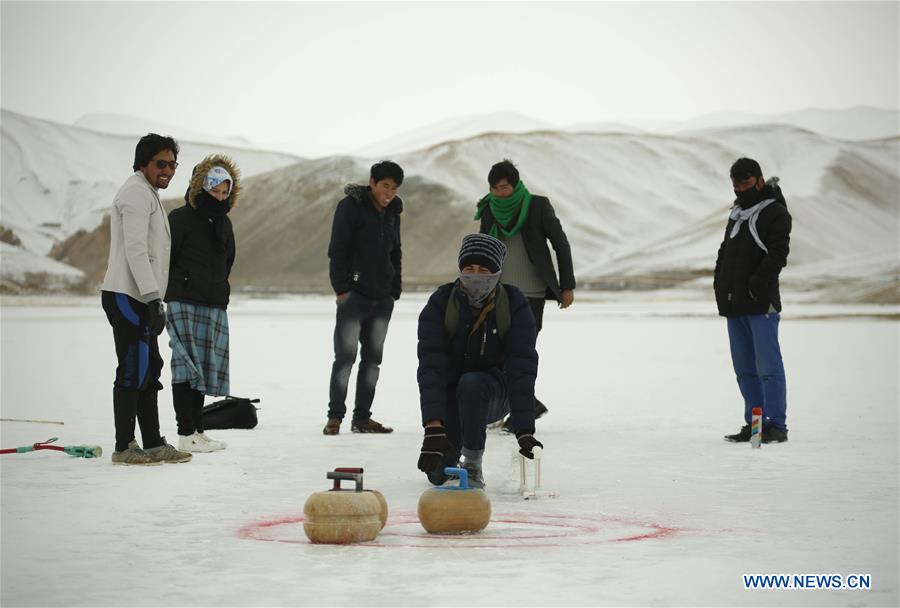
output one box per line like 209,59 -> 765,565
1,109 -> 302,256
354,112 -> 554,157
394,126 -> 898,300
74,112 -> 341,160
661,106 -> 899,141
73,112 -> 257,148
354,107 -> 899,157
3,107 -> 897,302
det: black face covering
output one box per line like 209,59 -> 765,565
734,182 -> 763,208
196,190 -> 230,216
195,190 -> 230,252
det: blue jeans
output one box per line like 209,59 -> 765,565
327,292 -> 394,422
727,314 -> 788,431
427,371 -> 509,485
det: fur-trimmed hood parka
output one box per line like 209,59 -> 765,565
165,155 -> 240,309
185,154 -> 242,210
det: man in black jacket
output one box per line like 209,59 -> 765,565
324,161 -> 404,435
715,158 -> 792,444
476,159 -> 575,429
416,233 -> 542,489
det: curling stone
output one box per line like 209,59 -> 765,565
303,470 -> 382,544
417,467 -> 491,534
333,467 -> 388,529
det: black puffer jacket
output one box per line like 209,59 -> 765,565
328,185 -> 402,300
714,181 -> 791,317
477,195 -> 575,301
417,281 -> 538,432
165,155 -> 239,309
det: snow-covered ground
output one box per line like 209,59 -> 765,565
1,294 -> 898,606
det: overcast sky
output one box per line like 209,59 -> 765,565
2,1 -> 898,152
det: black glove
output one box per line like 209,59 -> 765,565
515,429 -> 543,459
147,299 -> 166,336
417,426 -> 454,473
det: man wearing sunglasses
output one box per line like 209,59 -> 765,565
716,158 -> 792,445
100,133 -> 192,465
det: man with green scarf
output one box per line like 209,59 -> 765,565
475,159 -> 575,430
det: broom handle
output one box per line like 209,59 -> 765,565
1,418 -> 64,425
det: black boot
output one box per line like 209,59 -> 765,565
136,385 -> 163,449
172,382 -> 196,437
113,388 -> 139,453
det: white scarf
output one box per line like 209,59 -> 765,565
729,199 -> 776,252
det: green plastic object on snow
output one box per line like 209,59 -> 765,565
0,437 -> 102,458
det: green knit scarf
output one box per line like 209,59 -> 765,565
474,180 -> 532,238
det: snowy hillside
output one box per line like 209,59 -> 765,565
73,112 -> 256,149
2,108 -> 897,301
356,107 -> 899,157
663,106 -> 900,142
354,112 -> 554,157
0,109 -> 302,257
74,112 -> 341,160
395,126 -> 899,301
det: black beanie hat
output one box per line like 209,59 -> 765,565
458,233 -> 507,273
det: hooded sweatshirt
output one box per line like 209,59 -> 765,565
714,179 -> 791,317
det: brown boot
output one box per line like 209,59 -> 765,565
323,418 -> 341,435
351,418 -> 393,434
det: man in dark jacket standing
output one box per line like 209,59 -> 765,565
324,161 -> 404,435
476,159 -> 575,429
716,158 -> 792,444
416,233 -> 542,489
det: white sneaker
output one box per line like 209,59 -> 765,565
197,432 -> 226,451
178,432 -> 217,453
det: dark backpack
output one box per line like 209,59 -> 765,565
201,396 -> 260,430
444,283 -> 511,340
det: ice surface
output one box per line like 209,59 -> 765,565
1,295 -> 897,606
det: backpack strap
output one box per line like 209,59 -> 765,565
495,283 -> 510,340
444,284 -> 461,339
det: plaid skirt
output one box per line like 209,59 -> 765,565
166,301 -> 230,396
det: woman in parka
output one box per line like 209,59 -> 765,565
165,154 -> 240,452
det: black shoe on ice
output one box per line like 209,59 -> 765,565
762,427 -> 788,444
724,424 -> 752,442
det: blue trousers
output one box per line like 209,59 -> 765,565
327,292 -> 394,422
727,314 -> 788,431
426,371 -> 509,485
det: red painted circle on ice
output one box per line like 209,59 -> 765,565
238,511 -> 680,548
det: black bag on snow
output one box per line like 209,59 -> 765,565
201,396 -> 260,429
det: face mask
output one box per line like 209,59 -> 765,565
734,181 -> 762,208
197,189 -> 229,214
458,272 -> 501,308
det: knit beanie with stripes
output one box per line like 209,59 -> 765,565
458,233 -> 507,273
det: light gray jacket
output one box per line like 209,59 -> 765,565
101,171 -> 171,302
